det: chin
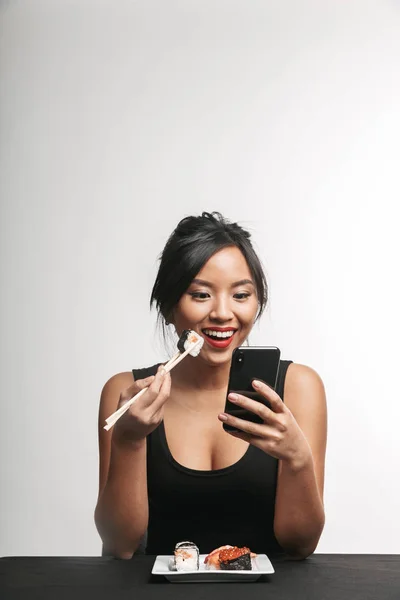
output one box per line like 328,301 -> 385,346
198,349 -> 234,367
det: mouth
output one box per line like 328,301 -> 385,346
201,328 -> 237,349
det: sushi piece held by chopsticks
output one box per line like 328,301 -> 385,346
103,330 -> 204,431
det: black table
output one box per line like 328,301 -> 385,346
1,554 -> 399,600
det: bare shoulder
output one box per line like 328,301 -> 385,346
99,371 -> 135,417
283,363 -> 327,418
96,371 -> 135,498
283,363 -> 327,495
101,371 -> 135,398
285,363 -> 325,396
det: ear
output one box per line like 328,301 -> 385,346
164,311 -> 175,327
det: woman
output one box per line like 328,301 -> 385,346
94,212 -> 327,560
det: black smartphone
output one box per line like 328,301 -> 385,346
223,346 -> 281,433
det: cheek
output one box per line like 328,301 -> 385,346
241,301 -> 259,325
175,298 -> 207,323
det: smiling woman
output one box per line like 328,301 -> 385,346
167,247 -> 259,361
94,212 -> 327,561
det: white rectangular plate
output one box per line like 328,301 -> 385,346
152,554 -> 275,582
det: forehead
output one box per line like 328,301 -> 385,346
194,246 -> 253,281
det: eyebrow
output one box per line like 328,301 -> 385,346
191,278 -> 255,288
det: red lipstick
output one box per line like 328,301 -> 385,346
201,327 -> 237,349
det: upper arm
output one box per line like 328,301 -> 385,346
283,363 -> 327,498
97,371 -> 135,499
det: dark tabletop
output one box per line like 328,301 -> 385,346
1,554 -> 400,600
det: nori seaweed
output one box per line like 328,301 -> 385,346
219,552 -> 252,571
177,330 -> 191,353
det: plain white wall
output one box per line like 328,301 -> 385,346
1,0 -> 400,556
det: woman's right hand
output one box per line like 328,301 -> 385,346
112,365 -> 171,444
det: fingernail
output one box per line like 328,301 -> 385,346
219,413 -> 228,421
159,366 -> 166,375
252,380 -> 261,389
228,393 -> 239,402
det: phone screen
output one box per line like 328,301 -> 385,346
223,346 -> 281,432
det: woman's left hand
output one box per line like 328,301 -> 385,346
218,379 -> 312,470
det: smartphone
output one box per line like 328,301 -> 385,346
223,346 -> 281,433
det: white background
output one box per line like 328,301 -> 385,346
1,0 -> 400,556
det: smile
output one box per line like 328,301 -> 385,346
202,329 -> 236,339
201,328 -> 237,349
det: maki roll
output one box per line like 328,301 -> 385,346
174,541 -> 200,571
219,546 -> 252,571
177,330 -> 204,356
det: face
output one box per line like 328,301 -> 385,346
172,246 -> 259,366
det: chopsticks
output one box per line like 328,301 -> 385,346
103,339 -> 201,431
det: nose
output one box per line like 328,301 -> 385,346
209,295 -> 234,323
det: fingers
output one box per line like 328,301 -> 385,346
226,429 -> 268,452
150,368 -> 171,412
251,379 -> 285,413
219,412 -> 276,437
149,365 -> 167,392
119,376 -> 155,405
136,375 -> 156,388
119,364 -> 166,406
227,392 -> 278,423
134,365 -> 170,409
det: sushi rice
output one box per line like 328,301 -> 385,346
173,541 -> 200,571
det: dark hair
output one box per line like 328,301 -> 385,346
150,212 -> 268,329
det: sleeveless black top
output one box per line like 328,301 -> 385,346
132,360 -> 292,556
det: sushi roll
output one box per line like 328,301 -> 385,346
205,546 -> 257,569
174,541 -> 200,571
177,330 -> 204,356
204,545 -> 233,569
219,546 -> 252,571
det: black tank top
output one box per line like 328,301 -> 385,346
132,360 -> 292,556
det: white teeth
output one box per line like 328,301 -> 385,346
203,329 -> 235,339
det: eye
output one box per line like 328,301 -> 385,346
234,292 -> 251,300
189,292 -> 210,300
